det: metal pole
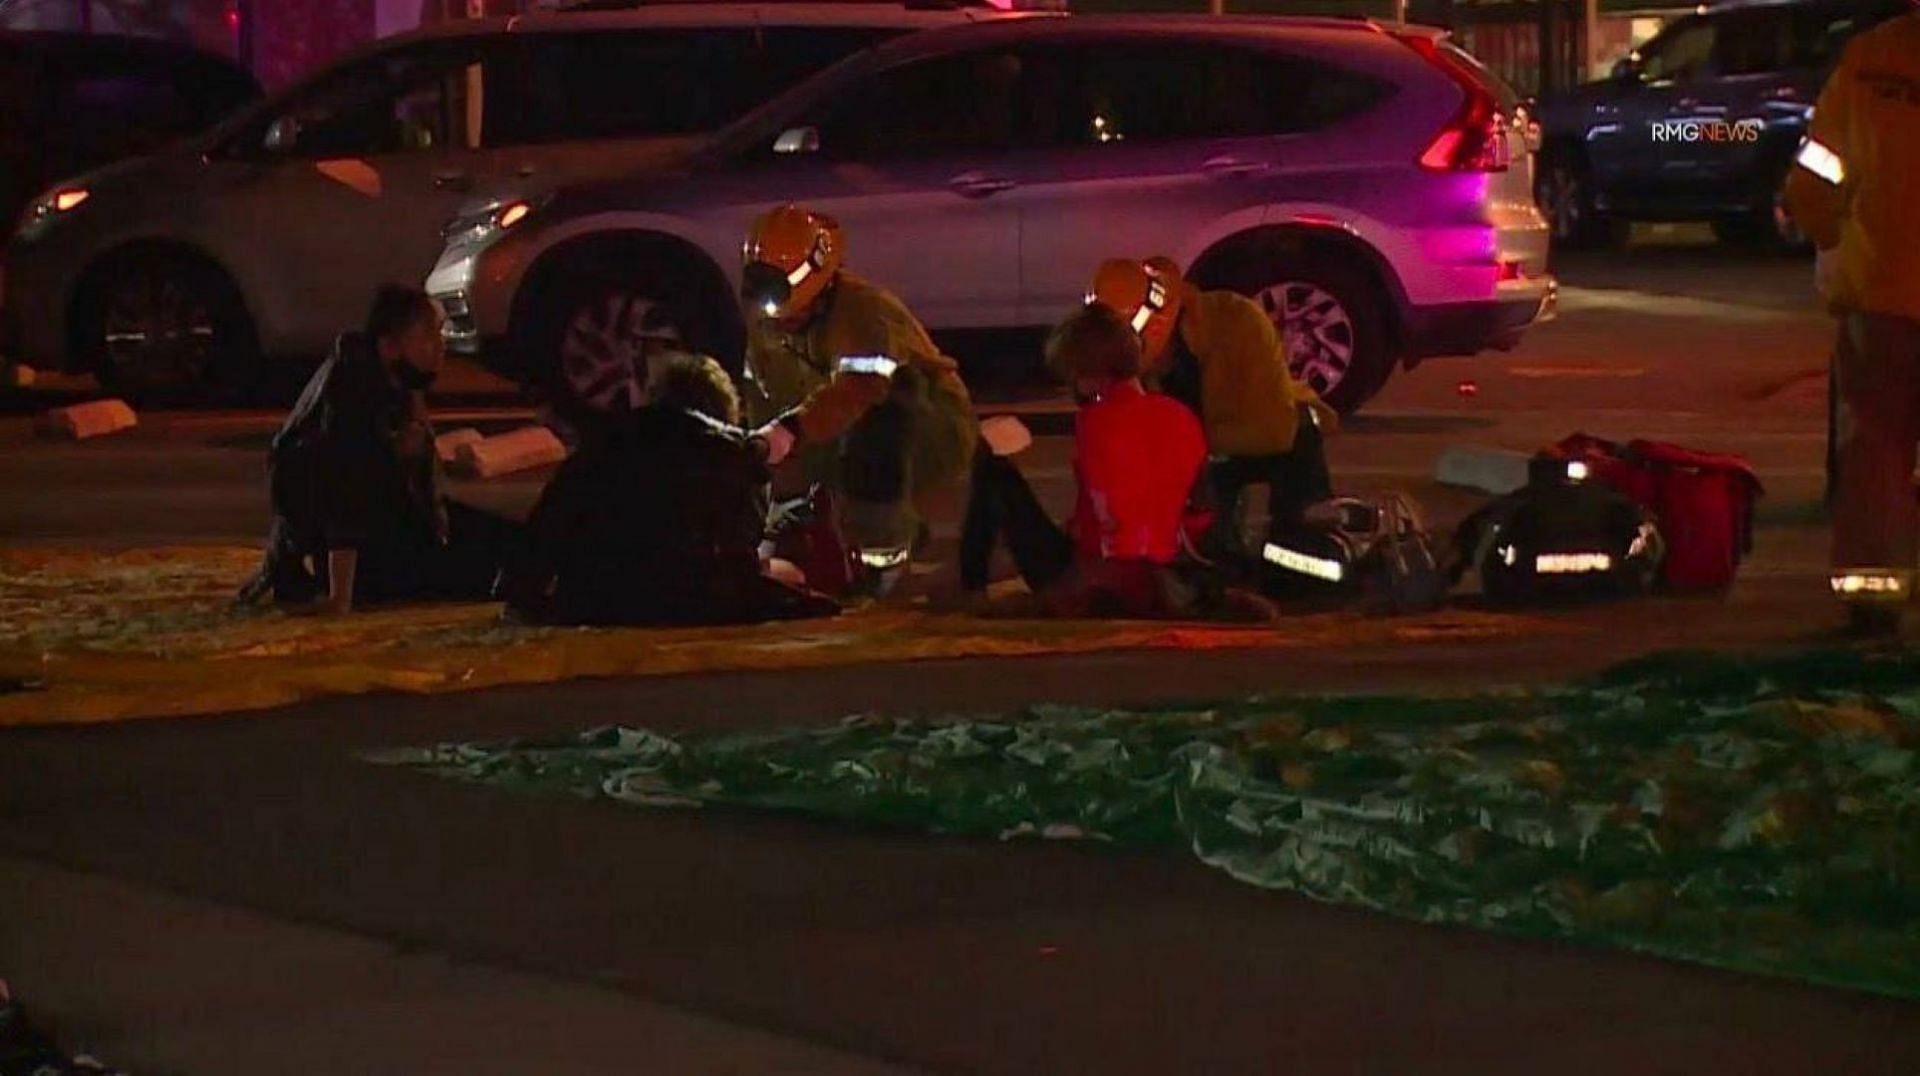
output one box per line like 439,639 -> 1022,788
78,0 -> 92,31
1582,0 -> 1600,82
1210,0 -> 1224,16
1539,0 -> 1561,96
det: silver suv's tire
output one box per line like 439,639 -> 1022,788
1216,252 -> 1392,415
1260,280 -> 1358,399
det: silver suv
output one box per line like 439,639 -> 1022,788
432,15 -> 1554,413
3,3 -> 1005,398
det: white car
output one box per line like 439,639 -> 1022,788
432,16 -> 1555,414
3,2 -> 1009,398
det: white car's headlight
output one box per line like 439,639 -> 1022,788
17,186 -> 91,235
442,198 -> 539,246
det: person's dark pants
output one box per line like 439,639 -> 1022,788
1826,342 -> 1840,510
331,500 -> 524,604
1831,311 -> 1920,600
797,367 -> 976,555
1206,405 -> 1333,561
961,452 -> 1242,619
959,452 -> 1075,593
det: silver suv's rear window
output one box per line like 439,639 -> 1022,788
799,37 -> 1393,156
1038,41 -> 1393,144
1440,40 -> 1520,111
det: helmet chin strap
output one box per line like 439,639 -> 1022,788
1130,279 -> 1168,334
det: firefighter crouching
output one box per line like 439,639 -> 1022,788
739,204 -> 978,593
1087,257 -> 1337,572
1783,6 -> 1920,633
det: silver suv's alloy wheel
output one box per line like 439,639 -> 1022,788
103,273 -> 216,392
560,291 -> 683,412
1259,281 -> 1356,397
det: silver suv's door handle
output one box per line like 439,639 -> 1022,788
1203,155 -> 1267,178
949,172 -> 1016,199
432,171 -> 472,192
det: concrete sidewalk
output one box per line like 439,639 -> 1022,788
0,855 -> 916,1075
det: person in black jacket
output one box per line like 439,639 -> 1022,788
239,286 -> 520,613
501,352 -> 836,627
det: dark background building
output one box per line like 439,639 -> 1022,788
0,0 -> 1689,103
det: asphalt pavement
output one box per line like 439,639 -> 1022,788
5,235 -> 1909,1076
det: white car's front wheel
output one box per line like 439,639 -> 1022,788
525,249 -> 738,429
77,248 -> 258,404
558,290 -> 684,414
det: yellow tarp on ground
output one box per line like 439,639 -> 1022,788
0,546 -> 1559,726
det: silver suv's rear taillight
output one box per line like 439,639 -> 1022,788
1393,33 -> 1512,174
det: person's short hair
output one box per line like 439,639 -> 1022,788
1047,302 -> 1143,384
364,285 -> 438,345
647,352 -> 741,426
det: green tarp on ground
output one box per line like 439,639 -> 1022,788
372,648 -> 1920,1001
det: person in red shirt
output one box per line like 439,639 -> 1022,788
959,304 -> 1258,619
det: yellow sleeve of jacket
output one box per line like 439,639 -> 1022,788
796,274 -> 971,444
1181,288 -> 1337,458
1784,35 -> 1861,252
1783,15 -> 1920,320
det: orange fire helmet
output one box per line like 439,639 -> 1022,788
742,204 -> 844,320
1087,257 -> 1184,364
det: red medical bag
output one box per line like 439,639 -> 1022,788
1548,435 -> 1762,592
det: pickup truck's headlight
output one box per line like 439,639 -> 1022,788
442,198 -> 539,246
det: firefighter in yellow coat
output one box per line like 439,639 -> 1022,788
1784,8 -> 1920,633
740,204 -> 978,590
1088,257 -> 1337,565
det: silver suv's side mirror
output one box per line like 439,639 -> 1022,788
264,115 -> 300,154
773,126 -> 820,156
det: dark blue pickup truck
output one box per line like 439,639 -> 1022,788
1533,0 -> 1907,250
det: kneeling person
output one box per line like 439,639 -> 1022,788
242,286 -> 519,614
503,353 -> 836,627
741,204 -> 978,591
1089,258 -> 1335,566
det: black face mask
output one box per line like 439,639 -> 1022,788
395,362 -> 438,392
